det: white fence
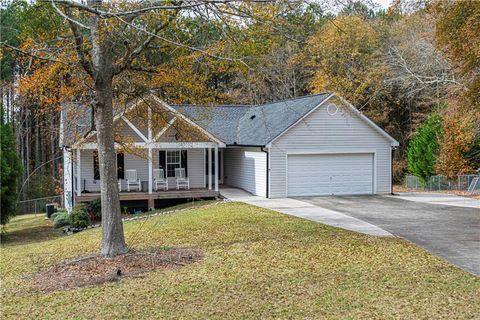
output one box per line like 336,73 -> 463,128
405,175 -> 480,193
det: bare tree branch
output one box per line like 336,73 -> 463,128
1,42 -> 71,65
64,7 -> 94,77
50,0 -> 91,29
44,0 -> 274,18
114,10 -> 178,75
113,13 -> 252,69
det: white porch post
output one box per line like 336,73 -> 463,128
148,106 -> 153,195
148,148 -> 153,194
208,147 -> 212,190
214,146 -> 219,192
76,149 -> 81,196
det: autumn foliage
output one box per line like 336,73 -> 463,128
436,103 -> 477,178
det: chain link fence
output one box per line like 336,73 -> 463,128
405,175 -> 480,193
17,195 -> 63,214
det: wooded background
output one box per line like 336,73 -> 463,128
1,0 -> 479,201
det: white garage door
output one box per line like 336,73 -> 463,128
287,153 -> 374,196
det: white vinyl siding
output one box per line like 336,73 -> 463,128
224,148 -> 266,197
270,96 -> 392,198
287,153 -> 374,196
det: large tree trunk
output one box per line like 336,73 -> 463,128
90,9 -> 127,257
95,82 -> 127,257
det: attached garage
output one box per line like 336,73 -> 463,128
267,95 -> 399,198
170,93 -> 399,199
287,153 -> 374,196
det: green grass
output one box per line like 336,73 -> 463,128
1,203 -> 479,319
125,199 -> 219,218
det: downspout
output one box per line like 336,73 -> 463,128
261,147 -> 269,198
391,146 -> 396,195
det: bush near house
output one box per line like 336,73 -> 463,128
51,205 -> 90,230
69,205 -> 90,229
85,198 -> 101,222
52,212 -> 70,229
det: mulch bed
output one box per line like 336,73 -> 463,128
30,248 -> 203,292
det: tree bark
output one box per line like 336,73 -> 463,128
90,10 -> 127,257
95,83 -> 127,257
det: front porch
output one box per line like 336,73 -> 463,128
75,188 -> 220,208
71,143 -> 223,209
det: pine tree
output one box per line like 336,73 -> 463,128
1,105 -> 23,225
407,114 -> 443,184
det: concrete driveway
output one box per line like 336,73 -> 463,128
298,194 -> 480,276
220,188 -> 392,237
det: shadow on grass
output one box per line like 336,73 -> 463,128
1,215 -> 63,247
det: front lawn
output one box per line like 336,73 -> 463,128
1,202 -> 479,319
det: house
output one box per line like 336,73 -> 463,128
60,93 -> 399,212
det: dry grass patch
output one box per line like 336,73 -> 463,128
29,248 -> 202,293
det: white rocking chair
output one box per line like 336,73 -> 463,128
118,180 -> 122,192
153,168 -> 168,191
175,168 -> 190,190
126,169 -> 141,192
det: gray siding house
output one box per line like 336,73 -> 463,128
61,93 -> 398,211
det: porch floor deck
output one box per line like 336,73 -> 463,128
75,188 -> 220,203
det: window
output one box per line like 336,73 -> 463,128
93,151 -> 125,180
166,150 -> 181,177
159,150 -> 188,178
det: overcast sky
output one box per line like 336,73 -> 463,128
374,0 -> 393,9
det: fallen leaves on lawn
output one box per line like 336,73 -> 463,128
29,248 -> 203,293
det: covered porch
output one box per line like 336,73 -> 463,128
71,142 -> 223,209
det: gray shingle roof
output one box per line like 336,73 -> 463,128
172,93 -> 330,145
63,94 -> 331,147
61,103 -> 94,146
171,105 -> 250,145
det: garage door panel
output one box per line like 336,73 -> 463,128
287,153 -> 374,196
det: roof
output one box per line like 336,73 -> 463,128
172,94 -> 331,145
62,93 -> 398,148
171,105 -> 251,145
61,103 -> 94,147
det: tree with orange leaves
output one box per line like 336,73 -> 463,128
3,0 -> 302,257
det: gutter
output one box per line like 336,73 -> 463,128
227,143 -> 265,147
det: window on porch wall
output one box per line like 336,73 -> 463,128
159,150 -> 188,178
